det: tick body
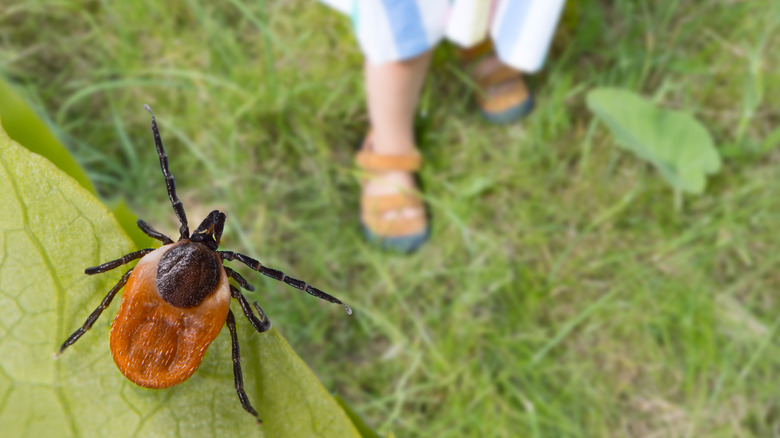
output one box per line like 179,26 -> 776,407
59,105 -> 351,421
110,241 -> 230,388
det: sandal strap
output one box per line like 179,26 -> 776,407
362,212 -> 428,237
362,193 -> 422,214
473,63 -> 520,89
361,194 -> 427,237
356,149 -> 422,172
458,39 -> 521,89
476,77 -> 530,111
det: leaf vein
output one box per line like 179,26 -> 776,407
0,149 -> 80,437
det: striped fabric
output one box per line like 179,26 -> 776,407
320,0 -> 566,73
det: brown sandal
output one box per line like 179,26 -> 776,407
355,136 -> 430,252
459,40 -> 535,124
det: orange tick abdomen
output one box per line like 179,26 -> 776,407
109,243 -> 230,389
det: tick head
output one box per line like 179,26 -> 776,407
190,210 -> 226,250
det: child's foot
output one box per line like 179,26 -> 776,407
460,41 -> 535,124
356,135 -> 429,253
472,55 -> 535,123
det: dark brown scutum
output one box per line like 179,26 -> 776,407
156,241 -> 221,308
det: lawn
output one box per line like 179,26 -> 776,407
1,0 -> 779,437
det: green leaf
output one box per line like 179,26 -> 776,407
586,87 -> 721,194
0,77 -> 151,249
0,77 -> 95,193
254,330 -> 362,437
0,119 -> 361,437
334,395 -> 381,438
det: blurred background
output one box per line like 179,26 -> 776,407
1,0 -> 779,436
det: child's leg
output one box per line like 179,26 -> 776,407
362,51 -> 432,222
365,50 -> 432,156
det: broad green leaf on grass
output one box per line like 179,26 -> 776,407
0,77 -> 150,248
254,330 -> 362,438
0,120 -> 362,438
0,78 -> 94,192
586,87 -> 721,194
335,395 -> 381,438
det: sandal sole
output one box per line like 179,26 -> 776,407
361,222 -> 430,254
480,93 -> 535,125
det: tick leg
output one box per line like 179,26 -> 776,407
85,248 -> 155,275
226,309 -> 261,422
144,104 -> 189,240
230,285 -> 271,333
220,251 -> 352,315
224,267 -> 255,291
58,269 -> 133,354
136,219 -> 174,245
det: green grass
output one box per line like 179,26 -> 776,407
2,0 -> 780,436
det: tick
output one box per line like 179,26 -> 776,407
58,105 -> 351,422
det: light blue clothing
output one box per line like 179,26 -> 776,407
320,0 -> 566,73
